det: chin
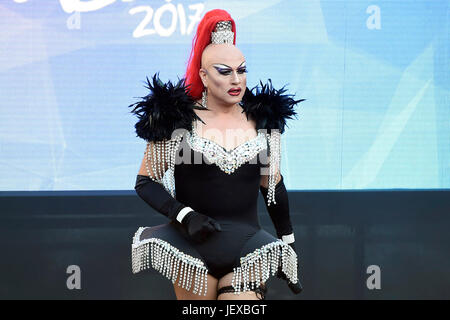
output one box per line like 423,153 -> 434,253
223,94 -> 243,106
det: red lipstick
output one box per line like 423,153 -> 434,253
228,88 -> 241,96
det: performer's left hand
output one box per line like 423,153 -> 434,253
277,242 -> 303,294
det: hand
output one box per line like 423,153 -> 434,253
277,241 -> 303,294
181,211 -> 222,243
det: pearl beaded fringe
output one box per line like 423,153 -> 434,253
132,227 -> 210,296
132,227 -> 299,296
231,240 -> 298,294
266,130 -> 281,206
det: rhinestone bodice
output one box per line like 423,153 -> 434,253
173,125 -> 269,225
186,127 -> 268,175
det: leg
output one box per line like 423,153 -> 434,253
173,267 -> 219,300
216,272 -> 267,300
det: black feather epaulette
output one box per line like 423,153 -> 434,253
241,80 -> 305,134
128,74 -> 207,142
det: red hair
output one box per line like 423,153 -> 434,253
184,9 -> 236,100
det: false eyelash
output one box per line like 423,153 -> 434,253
216,68 -> 248,75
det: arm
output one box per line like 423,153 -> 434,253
260,131 -> 294,242
135,141 -> 221,242
260,173 -> 294,242
135,140 -> 184,221
260,149 -> 303,294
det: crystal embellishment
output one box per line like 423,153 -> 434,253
132,227 -> 209,296
186,128 -> 268,175
211,20 -> 234,44
231,240 -> 299,294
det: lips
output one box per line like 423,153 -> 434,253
228,88 -> 241,96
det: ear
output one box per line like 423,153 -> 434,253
199,68 -> 208,88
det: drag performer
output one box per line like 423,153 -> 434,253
129,9 -> 305,300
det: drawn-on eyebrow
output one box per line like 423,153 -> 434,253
212,61 -> 246,69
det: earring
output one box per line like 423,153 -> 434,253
201,88 -> 207,108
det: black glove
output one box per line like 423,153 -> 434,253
135,174 -> 221,242
135,174 -> 184,220
181,211 -> 222,243
276,241 -> 303,294
260,174 -> 294,240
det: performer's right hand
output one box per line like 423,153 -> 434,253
181,211 -> 222,242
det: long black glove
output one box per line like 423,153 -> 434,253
135,174 -> 221,242
260,174 -> 302,294
259,174 -> 293,238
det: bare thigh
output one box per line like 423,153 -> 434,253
173,268 -> 218,300
216,272 -> 265,300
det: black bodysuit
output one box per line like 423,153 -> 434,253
131,121 -> 297,296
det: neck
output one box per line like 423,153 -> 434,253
202,95 -> 238,116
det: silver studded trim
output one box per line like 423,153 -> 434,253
186,129 -> 268,175
231,240 -> 298,294
131,227 -> 209,296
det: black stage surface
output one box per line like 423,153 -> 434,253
1,189 -> 449,299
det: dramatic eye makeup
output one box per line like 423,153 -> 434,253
213,62 -> 247,75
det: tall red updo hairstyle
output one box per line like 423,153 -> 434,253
184,9 -> 236,100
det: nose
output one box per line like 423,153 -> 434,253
231,70 -> 241,85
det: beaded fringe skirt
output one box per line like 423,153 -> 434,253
131,223 -> 299,296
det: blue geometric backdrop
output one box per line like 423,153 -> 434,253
0,0 -> 448,191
